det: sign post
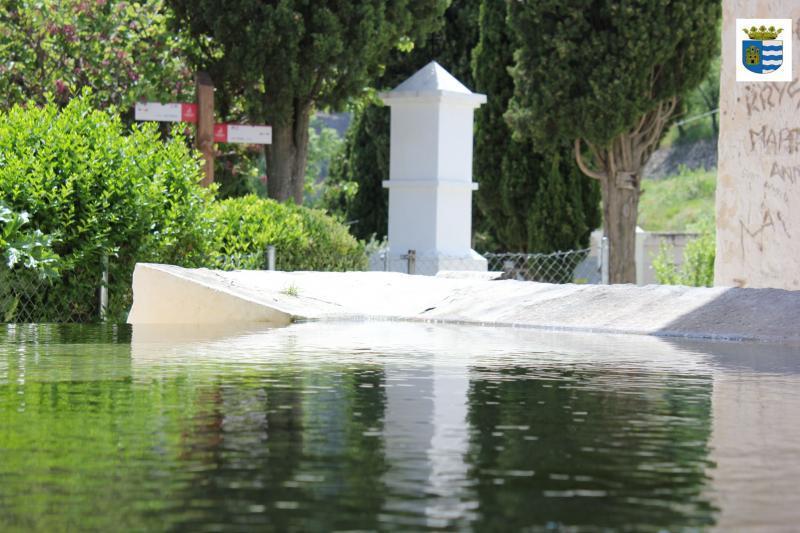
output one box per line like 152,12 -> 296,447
196,72 -> 215,188
134,71 -> 272,188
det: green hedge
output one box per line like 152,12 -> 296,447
0,95 -> 214,322
0,96 -> 367,322
209,195 -> 367,272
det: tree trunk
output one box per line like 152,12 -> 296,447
573,97 -> 677,284
266,100 -> 311,204
602,174 -> 640,284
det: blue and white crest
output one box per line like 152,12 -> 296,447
742,40 -> 783,74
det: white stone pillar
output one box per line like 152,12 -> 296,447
716,6 -> 799,289
377,61 -> 487,275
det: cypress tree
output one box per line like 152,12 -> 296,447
472,0 -> 599,252
506,0 -> 720,282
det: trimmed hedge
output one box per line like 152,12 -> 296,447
0,96 -> 367,322
209,195 -> 367,272
0,95 -> 214,321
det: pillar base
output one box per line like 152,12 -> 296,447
369,250 -> 487,275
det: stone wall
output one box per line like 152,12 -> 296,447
716,2 -> 800,289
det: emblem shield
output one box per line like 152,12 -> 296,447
743,39 -> 783,73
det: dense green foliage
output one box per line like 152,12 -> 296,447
209,195 -> 367,272
506,0 -> 720,282
642,168 -> 716,287
506,0 -> 720,150
304,118 -> 346,207
0,0 -> 192,111
0,202 -> 60,276
0,95 -> 214,322
639,168 -> 715,231
324,107 -> 391,240
472,0 -> 600,252
673,58 -> 720,144
169,0 -> 448,203
324,0 -> 480,241
653,225 -> 715,287
0,202 -> 62,321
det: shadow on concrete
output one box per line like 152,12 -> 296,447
656,286 -> 800,344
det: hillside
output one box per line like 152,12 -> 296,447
638,167 -> 716,231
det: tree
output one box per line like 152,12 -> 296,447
676,57 -> 720,143
506,0 -> 720,283
0,0 -> 192,112
472,0 -> 599,253
169,0 -> 448,204
324,0 -> 480,241
324,106 -> 390,240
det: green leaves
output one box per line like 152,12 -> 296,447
506,0 -> 722,149
0,0 -> 193,111
0,94 -> 213,322
0,201 -> 60,276
472,0 -> 600,253
208,195 -> 367,272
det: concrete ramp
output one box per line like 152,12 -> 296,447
127,263 -> 800,343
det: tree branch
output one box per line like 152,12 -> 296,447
574,138 -> 606,180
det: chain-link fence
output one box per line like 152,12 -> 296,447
0,270 -> 100,323
369,248 -> 601,284
2,245 -> 600,323
485,249 -> 600,284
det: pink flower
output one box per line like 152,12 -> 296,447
55,79 -> 68,95
62,24 -> 77,42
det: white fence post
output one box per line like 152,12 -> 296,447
99,255 -> 108,321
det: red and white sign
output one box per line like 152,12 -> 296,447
213,124 -> 272,144
134,102 -> 198,123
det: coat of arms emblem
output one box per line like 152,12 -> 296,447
742,25 -> 783,74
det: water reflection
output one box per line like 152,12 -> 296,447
0,322 -> 798,530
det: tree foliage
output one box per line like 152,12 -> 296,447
169,0 -> 448,204
209,195 -> 367,272
506,0 -> 720,282
472,0 -> 599,253
0,0 -> 192,111
0,95 -> 214,322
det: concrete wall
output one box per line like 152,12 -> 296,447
591,229 -> 698,285
716,3 -> 800,289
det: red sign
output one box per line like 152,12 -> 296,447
181,103 -> 198,123
213,124 -> 228,143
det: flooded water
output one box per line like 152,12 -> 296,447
0,321 -> 798,531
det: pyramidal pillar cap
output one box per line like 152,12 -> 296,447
380,61 -> 487,107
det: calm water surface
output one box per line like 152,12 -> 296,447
1,321 -> 799,532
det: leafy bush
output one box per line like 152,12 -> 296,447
209,195 -> 367,272
0,95 -> 214,322
0,202 -> 60,276
653,219 -> 715,287
0,202 -> 62,322
0,0 -> 192,111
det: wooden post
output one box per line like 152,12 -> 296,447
196,72 -> 214,187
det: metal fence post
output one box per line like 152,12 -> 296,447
400,249 -> 416,275
99,255 -> 108,321
266,245 -> 276,271
601,237 -> 609,285
382,249 -> 389,271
